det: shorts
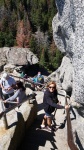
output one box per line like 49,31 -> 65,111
45,112 -> 52,118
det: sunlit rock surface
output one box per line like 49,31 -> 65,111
52,1 -> 84,149
52,0 -> 84,104
0,47 -> 38,72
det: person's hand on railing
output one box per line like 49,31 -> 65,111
3,100 -> 19,104
1,87 -> 7,92
65,104 -> 70,110
6,87 -> 12,91
3,100 -> 8,103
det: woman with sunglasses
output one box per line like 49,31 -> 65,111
40,81 -> 69,132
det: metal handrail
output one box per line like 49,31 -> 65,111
0,94 -> 36,129
10,74 -> 45,86
0,73 -> 40,130
65,92 -> 79,150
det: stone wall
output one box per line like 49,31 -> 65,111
0,99 -> 37,150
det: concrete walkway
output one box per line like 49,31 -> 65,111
19,91 -> 69,150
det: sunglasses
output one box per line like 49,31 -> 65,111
49,86 -> 55,89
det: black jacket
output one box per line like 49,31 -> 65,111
43,88 -> 64,114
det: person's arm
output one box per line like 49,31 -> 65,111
0,83 -> 4,89
7,86 -> 13,91
0,80 -> 7,91
4,90 -> 20,102
0,79 -> 4,88
7,78 -> 16,91
44,93 -> 64,109
16,97 -> 19,103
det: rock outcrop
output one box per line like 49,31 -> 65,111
52,0 -> 84,149
48,56 -> 73,94
52,0 -> 84,104
0,47 -> 38,73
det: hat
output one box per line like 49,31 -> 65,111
2,73 -> 9,79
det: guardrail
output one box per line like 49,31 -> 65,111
10,74 -> 53,91
0,93 -> 36,129
0,73 -> 42,130
10,74 -> 45,86
64,92 -> 79,150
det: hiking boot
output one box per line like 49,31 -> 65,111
41,126 -> 53,132
36,126 -> 47,131
52,126 -> 57,131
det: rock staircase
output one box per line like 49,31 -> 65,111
18,91 -> 70,150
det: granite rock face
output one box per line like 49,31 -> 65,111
52,0 -> 84,104
52,1 -> 84,149
0,47 -> 38,72
56,56 -> 73,93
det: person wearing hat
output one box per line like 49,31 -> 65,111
0,72 -> 16,108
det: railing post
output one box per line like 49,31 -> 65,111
1,101 -> 8,129
3,113 -> 8,129
65,92 -> 79,150
0,93 -> 36,130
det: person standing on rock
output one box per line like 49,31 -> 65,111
40,81 -> 69,132
0,72 -> 16,108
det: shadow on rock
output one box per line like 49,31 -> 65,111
18,114 -> 58,150
8,112 -> 25,150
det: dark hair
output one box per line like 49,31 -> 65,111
16,81 -> 26,91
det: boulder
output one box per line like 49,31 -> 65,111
4,64 -> 15,73
0,47 -> 38,72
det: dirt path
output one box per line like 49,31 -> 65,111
18,91 -> 69,150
